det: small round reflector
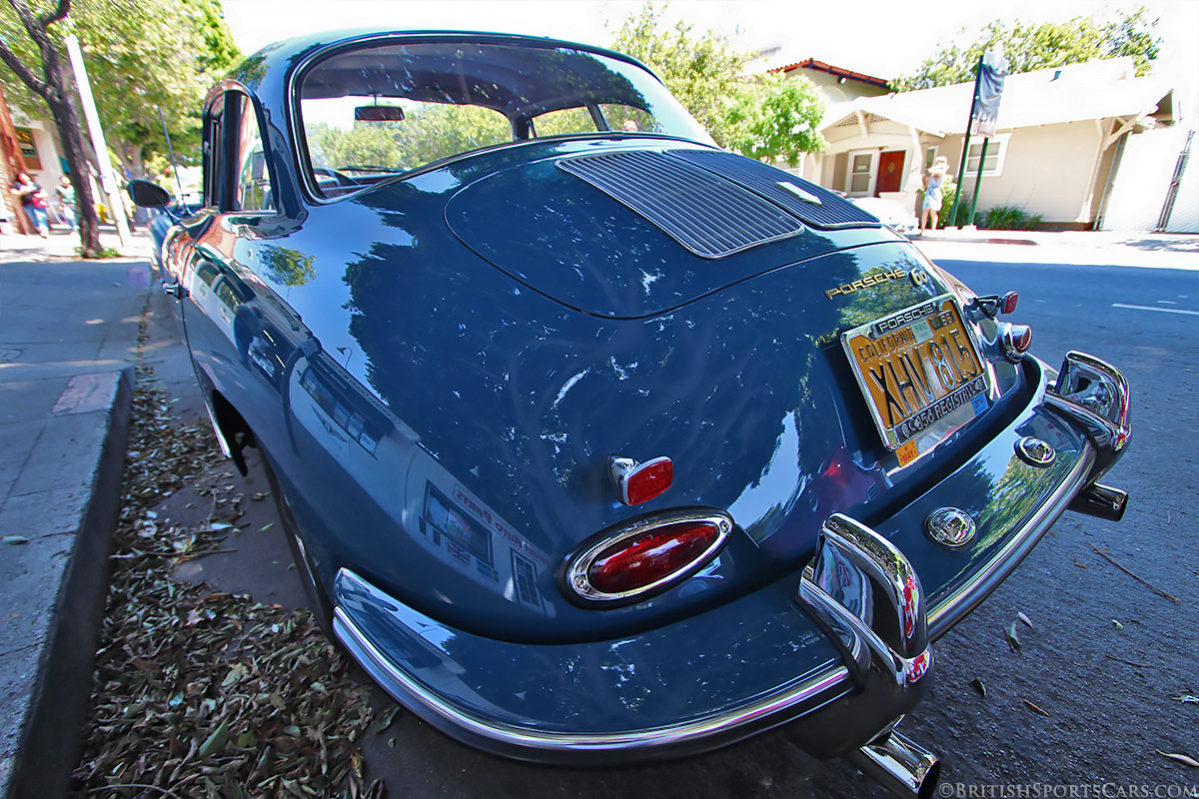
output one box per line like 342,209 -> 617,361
566,512 -> 733,603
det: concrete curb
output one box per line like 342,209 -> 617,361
4,366 -> 134,799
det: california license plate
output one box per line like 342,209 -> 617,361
841,295 -> 989,463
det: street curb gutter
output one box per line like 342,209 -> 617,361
5,366 -> 135,799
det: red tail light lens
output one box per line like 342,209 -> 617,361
566,512 -> 733,604
610,456 -> 673,505
1001,291 -> 1019,315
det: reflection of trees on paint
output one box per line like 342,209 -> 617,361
977,459 -> 1065,547
834,250 -> 932,336
260,245 -> 315,287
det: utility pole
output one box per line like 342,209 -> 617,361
64,34 -> 130,247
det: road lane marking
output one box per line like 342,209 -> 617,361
1111,303 -> 1199,316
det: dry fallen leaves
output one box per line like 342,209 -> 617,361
1156,750 -> 1199,768
1006,622 -> 1021,652
1022,699 -> 1051,717
72,366 -> 384,799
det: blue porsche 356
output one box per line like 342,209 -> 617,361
131,30 -> 1131,797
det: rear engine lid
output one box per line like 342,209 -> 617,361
444,145 -> 883,318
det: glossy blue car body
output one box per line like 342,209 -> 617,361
150,29 -> 1131,781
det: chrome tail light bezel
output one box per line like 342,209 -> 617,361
562,509 -> 734,607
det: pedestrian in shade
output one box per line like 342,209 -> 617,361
10,171 -> 50,237
55,174 -> 77,231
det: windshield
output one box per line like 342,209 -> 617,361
297,39 -> 714,197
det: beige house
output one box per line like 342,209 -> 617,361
795,58 -> 1174,228
770,58 -> 892,105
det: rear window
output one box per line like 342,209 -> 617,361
296,39 -> 712,197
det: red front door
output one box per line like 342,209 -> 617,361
876,150 -> 905,195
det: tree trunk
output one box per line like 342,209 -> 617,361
1,0 -> 104,257
45,88 -> 102,256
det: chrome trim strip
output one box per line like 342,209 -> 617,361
332,591 -> 848,755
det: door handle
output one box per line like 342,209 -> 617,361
162,281 -> 189,299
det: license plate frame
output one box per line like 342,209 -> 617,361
840,294 -> 990,460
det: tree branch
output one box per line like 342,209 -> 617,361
0,40 -> 50,99
40,0 -> 71,27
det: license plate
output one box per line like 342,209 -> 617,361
841,295 -> 989,460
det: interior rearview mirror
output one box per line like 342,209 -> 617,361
354,105 -> 405,122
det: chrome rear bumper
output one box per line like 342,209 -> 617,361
331,352 -> 1131,767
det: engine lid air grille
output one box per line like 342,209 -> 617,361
666,149 -> 882,230
557,150 -> 804,259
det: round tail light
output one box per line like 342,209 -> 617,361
565,511 -> 733,605
1001,323 -> 1033,362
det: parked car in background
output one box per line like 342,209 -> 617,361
130,30 -> 1131,797
849,196 -> 920,236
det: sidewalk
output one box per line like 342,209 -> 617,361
0,229 -> 152,799
0,224 -> 152,263
910,227 -> 1199,270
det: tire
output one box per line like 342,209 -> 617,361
260,451 -> 338,641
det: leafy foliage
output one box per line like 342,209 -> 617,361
609,1 -> 749,145
0,0 -> 241,176
723,73 -> 825,166
73,362 -> 383,798
307,104 -> 511,173
979,204 -> 1043,230
891,8 -> 1160,91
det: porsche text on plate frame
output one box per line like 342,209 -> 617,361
841,295 -> 989,455
127,28 -> 1133,798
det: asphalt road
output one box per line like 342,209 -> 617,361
145,250 -> 1199,798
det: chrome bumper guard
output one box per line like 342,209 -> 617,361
1045,350 -> 1131,479
791,514 -> 933,759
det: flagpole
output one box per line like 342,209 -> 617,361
966,138 -> 989,225
948,55 -> 983,229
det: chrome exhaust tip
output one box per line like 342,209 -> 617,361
1068,482 -> 1128,522
844,730 -> 941,799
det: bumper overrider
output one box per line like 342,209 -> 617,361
331,352 -> 1129,796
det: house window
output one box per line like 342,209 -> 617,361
847,150 -> 876,195
924,146 -> 938,170
964,133 -> 1010,177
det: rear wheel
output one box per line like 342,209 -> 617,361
260,451 -> 337,641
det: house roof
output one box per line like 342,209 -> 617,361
822,57 -> 1173,136
771,58 -> 890,90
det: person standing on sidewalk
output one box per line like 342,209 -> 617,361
9,171 -> 50,237
55,174 -> 77,231
920,156 -> 950,233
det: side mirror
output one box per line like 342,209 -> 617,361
126,179 -> 171,208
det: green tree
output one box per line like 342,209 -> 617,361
1,0 -> 240,179
0,0 -> 104,255
892,8 -> 1160,91
723,73 -> 825,166
609,2 -> 749,145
